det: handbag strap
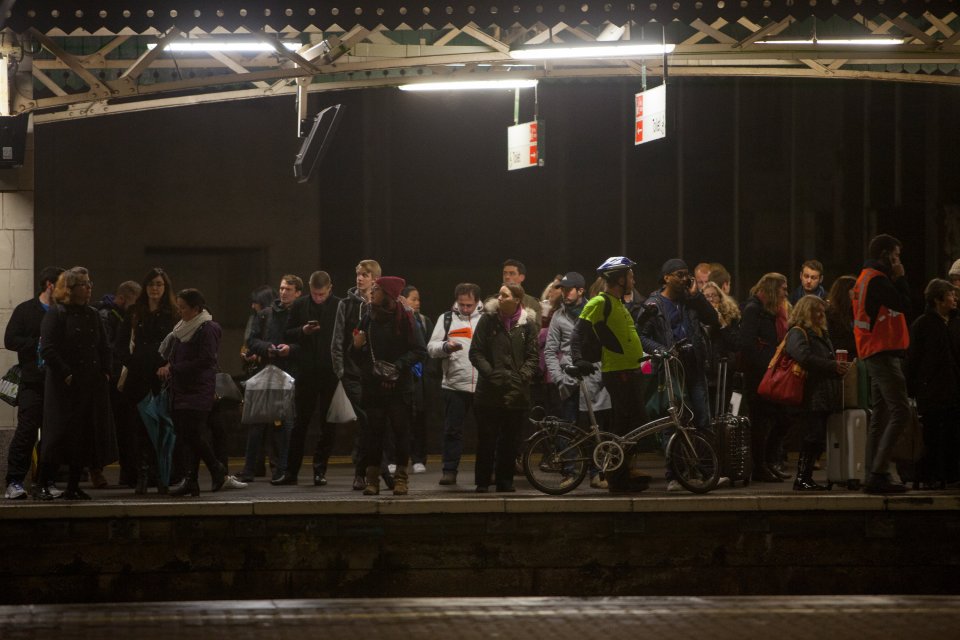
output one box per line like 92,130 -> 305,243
768,326 -> 807,369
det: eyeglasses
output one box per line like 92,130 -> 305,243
670,271 -> 690,279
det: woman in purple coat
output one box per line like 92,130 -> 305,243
157,289 -> 226,497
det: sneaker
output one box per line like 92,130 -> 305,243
717,476 -> 731,488
589,476 -> 608,490
4,482 -> 26,500
560,475 -> 578,490
412,463 -> 427,474
438,471 -> 457,486
222,475 -> 248,490
387,464 -> 397,474
667,480 -> 683,492
45,483 -> 63,498
235,472 -> 255,483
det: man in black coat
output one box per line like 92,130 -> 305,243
272,271 -> 342,486
238,274 -> 302,482
3,266 -> 63,500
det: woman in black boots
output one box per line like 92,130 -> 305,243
36,267 -> 113,500
158,289 -> 226,497
784,295 -> 850,490
116,267 -> 179,494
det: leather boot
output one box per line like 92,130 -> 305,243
393,466 -> 408,496
793,449 -> 827,491
135,465 -> 149,495
169,474 -> 200,497
210,463 -> 227,492
363,465 -> 381,496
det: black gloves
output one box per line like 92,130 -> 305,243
565,360 -> 596,377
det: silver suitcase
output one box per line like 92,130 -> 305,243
825,409 -> 867,490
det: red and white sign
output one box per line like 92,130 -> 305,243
507,121 -> 541,170
635,84 -> 666,145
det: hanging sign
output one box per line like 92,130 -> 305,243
635,84 -> 666,145
507,120 -> 543,170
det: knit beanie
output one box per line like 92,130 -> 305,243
376,276 -> 406,300
949,259 -> 960,278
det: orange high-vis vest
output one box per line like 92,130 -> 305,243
852,268 -> 909,359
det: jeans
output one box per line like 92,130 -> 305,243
363,394 -> 411,469
474,405 -> 523,489
686,373 -> 711,430
441,389 -> 474,473
864,354 -> 911,476
5,382 -> 41,485
241,419 -> 292,478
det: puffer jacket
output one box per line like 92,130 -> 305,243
543,301 -> 611,411
427,303 -> 482,393
469,299 -> 539,410
784,326 -> 842,412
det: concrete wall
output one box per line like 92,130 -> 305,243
0,128 -> 34,442
1,498 -> 959,603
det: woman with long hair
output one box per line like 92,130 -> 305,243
158,289 -> 227,497
115,267 -> 180,494
825,275 -> 858,358
703,280 -> 741,414
469,283 -> 539,492
35,267 -> 112,500
784,295 -> 850,490
739,272 -> 793,482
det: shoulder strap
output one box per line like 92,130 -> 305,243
443,311 -> 453,341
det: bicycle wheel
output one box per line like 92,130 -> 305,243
523,430 -> 589,495
666,430 -> 720,494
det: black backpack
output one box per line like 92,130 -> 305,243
579,294 -> 614,363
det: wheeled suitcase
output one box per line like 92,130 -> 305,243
825,409 -> 867,490
712,358 -> 752,486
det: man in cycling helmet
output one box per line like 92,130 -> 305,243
570,257 -> 658,492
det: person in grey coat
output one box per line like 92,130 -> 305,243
784,295 -> 850,491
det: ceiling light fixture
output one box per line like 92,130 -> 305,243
146,41 -> 302,53
510,43 -> 675,60
756,37 -> 904,45
398,79 -> 539,92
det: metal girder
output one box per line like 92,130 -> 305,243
8,8 -> 960,121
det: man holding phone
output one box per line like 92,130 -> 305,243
853,234 -> 912,494
272,271 -> 342,486
427,283 -> 483,485
240,274 -> 302,483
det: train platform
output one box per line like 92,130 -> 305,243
2,456 -> 958,604
3,596 -> 960,639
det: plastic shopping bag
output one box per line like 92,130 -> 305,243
325,381 -> 357,424
241,365 -> 295,425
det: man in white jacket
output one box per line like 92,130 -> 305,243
427,283 -> 483,485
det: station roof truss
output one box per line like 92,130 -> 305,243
2,1 -> 959,121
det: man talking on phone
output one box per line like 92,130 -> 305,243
853,234 -> 912,494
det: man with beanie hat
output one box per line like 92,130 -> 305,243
948,259 -> 960,288
641,258 -> 721,489
351,276 -> 426,496
853,234 -> 912,493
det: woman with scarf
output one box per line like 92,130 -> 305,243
36,267 -> 113,500
157,289 -> 227,497
352,276 -> 427,496
469,284 -> 539,493
739,272 -> 794,483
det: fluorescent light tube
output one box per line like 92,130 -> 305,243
146,41 -> 301,52
756,38 -> 904,45
399,79 -> 538,91
510,43 -> 674,60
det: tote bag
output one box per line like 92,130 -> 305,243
757,328 -> 807,406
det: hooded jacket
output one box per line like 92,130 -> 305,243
469,299 -> 539,410
544,300 -> 612,412
640,289 -> 720,376
427,302 -> 482,393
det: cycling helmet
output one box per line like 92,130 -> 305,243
596,256 -> 636,279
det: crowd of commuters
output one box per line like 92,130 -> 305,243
4,232 -> 960,501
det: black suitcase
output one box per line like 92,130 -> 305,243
712,358 -> 752,487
